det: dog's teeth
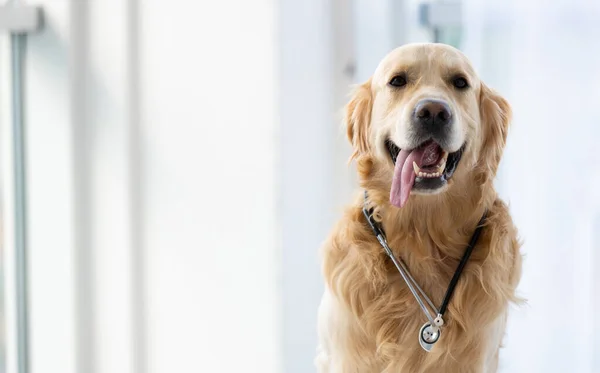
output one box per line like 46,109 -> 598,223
418,171 -> 444,178
438,158 -> 446,173
413,161 -> 420,175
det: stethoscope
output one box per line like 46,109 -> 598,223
363,192 -> 487,352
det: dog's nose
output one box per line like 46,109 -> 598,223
414,99 -> 452,128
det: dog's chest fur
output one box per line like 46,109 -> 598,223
317,201 -> 520,373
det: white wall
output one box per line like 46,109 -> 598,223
139,1 -> 280,373
278,0 -> 333,371
5,1 -> 282,373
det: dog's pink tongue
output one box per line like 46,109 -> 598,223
390,148 -> 425,208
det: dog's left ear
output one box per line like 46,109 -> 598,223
478,82 -> 512,178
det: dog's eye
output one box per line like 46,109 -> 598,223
453,77 -> 469,89
389,75 -> 407,87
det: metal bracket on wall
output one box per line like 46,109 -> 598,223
418,2 -> 462,43
0,4 -> 43,33
1,4 -> 44,373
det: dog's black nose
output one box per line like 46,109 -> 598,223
414,99 -> 452,128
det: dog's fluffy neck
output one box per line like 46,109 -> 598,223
362,184 -> 492,259
357,154 -> 497,257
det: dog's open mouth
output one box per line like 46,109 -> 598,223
385,139 -> 464,208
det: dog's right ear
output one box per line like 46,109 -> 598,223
345,79 -> 373,160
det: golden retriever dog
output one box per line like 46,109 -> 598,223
316,43 -> 522,373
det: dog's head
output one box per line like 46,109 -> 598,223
347,43 -> 511,209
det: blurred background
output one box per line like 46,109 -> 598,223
0,0 -> 599,372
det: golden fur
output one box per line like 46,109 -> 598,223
317,44 -> 522,373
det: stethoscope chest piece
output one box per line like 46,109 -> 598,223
419,322 -> 440,352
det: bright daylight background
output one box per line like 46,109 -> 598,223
0,0 -> 599,372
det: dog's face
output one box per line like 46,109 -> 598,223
347,43 -> 511,208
